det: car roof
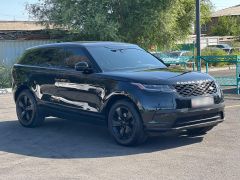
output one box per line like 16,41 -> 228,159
26,41 -> 138,51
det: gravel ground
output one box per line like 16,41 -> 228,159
209,69 -> 236,77
0,94 -> 240,180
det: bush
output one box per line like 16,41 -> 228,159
0,65 -> 12,89
201,48 -> 228,67
201,47 -> 227,56
230,41 -> 240,48
232,49 -> 240,56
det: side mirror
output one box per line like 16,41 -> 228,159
75,62 -> 93,74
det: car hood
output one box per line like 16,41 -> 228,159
100,68 -> 214,84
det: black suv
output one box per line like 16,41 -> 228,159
12,42 -> 224,146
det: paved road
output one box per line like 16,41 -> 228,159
209,69 -> 236,77
0,94 -> 240,180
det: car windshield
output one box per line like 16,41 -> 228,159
87,46 -> 166,72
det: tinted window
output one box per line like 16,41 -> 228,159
19,47 -> 65,67
64,47 -> 90,69
87,46 -> 166,72
18,49 -> 39,65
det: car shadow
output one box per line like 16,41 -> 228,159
0,118 -> 203,159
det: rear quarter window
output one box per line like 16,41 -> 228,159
18,47 -> 65,67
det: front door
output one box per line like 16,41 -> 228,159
53,46 -> 106,113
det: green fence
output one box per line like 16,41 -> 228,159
200,55 -> 240,94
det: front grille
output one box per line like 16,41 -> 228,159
174,81 -> 217,97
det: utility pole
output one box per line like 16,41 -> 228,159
196,0 -> 201,72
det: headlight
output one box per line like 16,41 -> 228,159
131,83 -> 176,92
214,81 -> 220,89
214,81 -> 223,96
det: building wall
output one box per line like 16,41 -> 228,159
181,36 -> 219,49
0,40 -> 56,66
0,21 -> 46,31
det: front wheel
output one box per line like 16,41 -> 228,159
16,89 -> 45,128
108,100 -> 147,146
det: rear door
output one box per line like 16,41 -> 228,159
22,47 -> 66,104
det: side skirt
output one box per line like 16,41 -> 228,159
39,102 -> 106,125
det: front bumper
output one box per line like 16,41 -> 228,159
144,103 -> 225,132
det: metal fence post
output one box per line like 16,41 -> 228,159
236,61 -> 239,94
206,62 -> 208,74
196,0 -> 201,72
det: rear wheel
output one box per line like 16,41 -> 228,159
16,90 -> 45,128
186,126 -> 214,136
108,100 -> 147,146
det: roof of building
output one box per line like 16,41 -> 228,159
212,5 -> 240,17
0,21 -> 46,31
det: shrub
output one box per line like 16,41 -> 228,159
201,48 -> 228,67
230,41 -> 240,48
201,47 -> 227,56
0,65 -> 12,89
232,49 -> 240,56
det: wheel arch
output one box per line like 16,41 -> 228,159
14,85 -> 31,101
103,94 -> 143,119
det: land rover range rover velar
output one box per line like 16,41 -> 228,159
12,42 -> 224,146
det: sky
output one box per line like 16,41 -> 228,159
0,0 -> 38,21
211,0 -> 240,10
0,0 -> 239,21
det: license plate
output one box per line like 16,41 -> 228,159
191,97 -> 214,108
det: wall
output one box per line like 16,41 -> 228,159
200,36 -> 219,49
181,36 -> 219,49
0,40 -> 56,66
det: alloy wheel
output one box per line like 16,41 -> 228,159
17,95 -> 34,124
111,106 -> 136,140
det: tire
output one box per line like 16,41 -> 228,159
108,100 -> 147,146
16,89 -> 45,128
186,126 -> 214,136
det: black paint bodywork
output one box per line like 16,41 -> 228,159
12,42 -> 225,132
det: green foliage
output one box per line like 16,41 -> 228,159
27,0 -> 212,49
210,16 -> 240,36
201,48 -> 228,67
201,48 -> 227,56
199,0 -> 213,25
0,65 -> 12,88
230,41 -> 240,48
232,49 -> 240,56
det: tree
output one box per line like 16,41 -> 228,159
27,0 -> 212,49
210,16 -> 240,36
